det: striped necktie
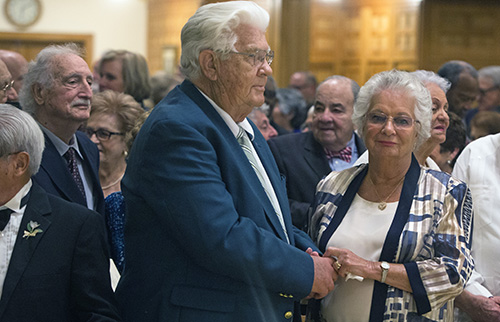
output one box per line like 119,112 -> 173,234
237,126 -> 289,243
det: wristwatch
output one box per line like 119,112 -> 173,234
380,261 -> 390,283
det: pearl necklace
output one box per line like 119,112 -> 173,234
368,175 -> 405,210
101,173 -> 124,190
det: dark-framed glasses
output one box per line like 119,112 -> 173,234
230,49 -> 274,67
1,80 -> 14,92
82,127 -> 124,141
366,112 -> 416,130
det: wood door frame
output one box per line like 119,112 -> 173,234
0,32 -> 93,65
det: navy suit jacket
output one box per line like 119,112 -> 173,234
33,130 -> 105,216
0,183 -> 120,322
268,131 -> 366,230
116,80 -> 317,322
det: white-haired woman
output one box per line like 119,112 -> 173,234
308,70 -> 473,321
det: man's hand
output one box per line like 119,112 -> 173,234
306,255 -> 337,299
455,290 -> 500,322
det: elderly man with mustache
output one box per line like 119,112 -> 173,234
19,43 -> 106,217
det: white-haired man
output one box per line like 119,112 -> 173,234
116,2 -> 337,321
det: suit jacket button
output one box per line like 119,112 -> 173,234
284,311 -> 293,319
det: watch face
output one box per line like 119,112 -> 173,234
5,0 -> 41,27
381,261 -> 390,270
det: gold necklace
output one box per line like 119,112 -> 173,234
102,172 -> 124,190
367,174 -> 405,211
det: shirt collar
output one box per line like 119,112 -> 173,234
39,123 -> 83,159
196,87 -> 255,140
0,180 -> 32,212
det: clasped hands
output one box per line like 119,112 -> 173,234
306,247 -> 368,300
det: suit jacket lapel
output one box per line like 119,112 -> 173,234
180,80 -> 291,243
40,133 -> 86,206
251,125 -> 294,244
303,132 -> 331,178
0,184 -> 52,316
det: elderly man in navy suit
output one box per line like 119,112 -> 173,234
116,2 -> 337,322
0,104 -> 120,321
19,43 -> 105,216
268,76 -> 366,230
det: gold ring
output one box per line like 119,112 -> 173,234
335,261 -> 341,270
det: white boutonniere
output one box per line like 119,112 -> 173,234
23,221 -> 43,239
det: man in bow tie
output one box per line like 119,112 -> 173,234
269,75 -> 366,230
0,104 -> 120,322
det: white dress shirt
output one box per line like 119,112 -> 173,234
0,180 -> 32,298
453,133 -> 500,297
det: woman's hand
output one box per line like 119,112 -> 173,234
324,247 -> 377,279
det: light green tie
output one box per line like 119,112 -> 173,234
237,126 -> 289,243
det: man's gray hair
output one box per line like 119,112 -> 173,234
352,69 -> 432,149
478,66 -> 500,88
19,43 -> 83,115
0,104 -> 44,176
180,1 -> 269,80
410,70 -> 451,93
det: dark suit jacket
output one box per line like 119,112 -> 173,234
116,80 -> 318,322
33,131 -> 105,216
0,183 -> 120,322
268,131 -> 366,230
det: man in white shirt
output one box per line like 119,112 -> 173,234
453,133 -> 500,321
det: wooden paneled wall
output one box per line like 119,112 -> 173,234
308,0 -> 420,86
420,0 -> 500,72
146,0 -> 500,87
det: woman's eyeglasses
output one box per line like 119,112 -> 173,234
366,112 -> 417,130
82,127 -> 124,141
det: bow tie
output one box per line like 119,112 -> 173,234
0,192 -> 30,231
324,146 -> 352,163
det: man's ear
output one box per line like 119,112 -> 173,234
11,152 -> 30,177
32,83 -> 45,106
199,49 -> 219,81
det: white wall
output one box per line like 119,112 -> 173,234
0,0 -> 147,62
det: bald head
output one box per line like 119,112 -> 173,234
0,50 -> 28,96
0,60 -> 15,104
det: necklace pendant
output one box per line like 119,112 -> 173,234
378,202 -> 387,211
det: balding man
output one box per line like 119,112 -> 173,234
0,59 -> 18,104
269,75 -> 366,230
0,50 -> 27,108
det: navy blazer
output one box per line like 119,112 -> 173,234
33,130 -> 105,216
116,80 -> 317,322
268,131 -> 366,230
0,183 -> 120,322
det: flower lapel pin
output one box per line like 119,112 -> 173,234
23,221 -> 43,239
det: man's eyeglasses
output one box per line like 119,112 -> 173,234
230,49 -> 274,67
366,112 -> 417,130
1,80 -> 14,92
82,127 -> 124,141
479,86 -> 498,96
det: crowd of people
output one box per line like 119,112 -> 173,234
1,1 -> 500,321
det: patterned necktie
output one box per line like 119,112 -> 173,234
0,192 -> 30,231
64,147 -> 87,200
324,146 -> 352,163
237,127 -> 289,243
